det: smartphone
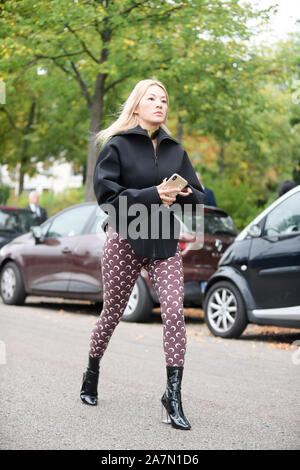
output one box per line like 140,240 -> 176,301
161,173 -> 188,195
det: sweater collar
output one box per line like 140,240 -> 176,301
116,125 -> 179,145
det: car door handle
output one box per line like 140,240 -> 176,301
62,247 -> 71,254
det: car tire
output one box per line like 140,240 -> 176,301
121,276 -> 153,323
0,262 -> 26,306
204,281 -> 248,338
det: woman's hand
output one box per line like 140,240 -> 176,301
177,186 -> 193,197
156,179 -> 192,207
156,179 -> 178,207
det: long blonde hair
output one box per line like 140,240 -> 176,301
93,79 -> 170,148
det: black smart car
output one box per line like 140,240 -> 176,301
204,185 -> 300,338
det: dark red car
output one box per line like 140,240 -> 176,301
0,202 -> 237,322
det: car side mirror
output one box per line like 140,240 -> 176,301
247,224 -> 262,238
31,226 -> 44,243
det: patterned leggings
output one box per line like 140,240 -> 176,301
89,226 -> 186,367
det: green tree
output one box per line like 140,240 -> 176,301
0,68 -> 89,194
1,0 -> 272,201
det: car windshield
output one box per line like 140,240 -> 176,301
204,212 -> 238,236
180,212 -> 237,237
0,209 -> 37,233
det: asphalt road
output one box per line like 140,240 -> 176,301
0,297 -> 299,450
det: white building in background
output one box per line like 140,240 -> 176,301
1,160 -> 83,195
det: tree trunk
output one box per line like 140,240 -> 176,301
85,22 -> 111,202
18,159 -> 25,195
18,101 -> 36,195
177,115 -> 183,144
84,72 -> 106,201
82,162 -> 86,187
18,145 -> 29,195
219,141 -> 225,176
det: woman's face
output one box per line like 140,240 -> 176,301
135,85 -> 168,129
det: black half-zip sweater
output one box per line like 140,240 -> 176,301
93,125 -> 205,259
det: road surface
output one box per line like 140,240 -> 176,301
0,297 -> 299,450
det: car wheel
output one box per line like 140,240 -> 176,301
121,276 -> 153,323
204,281 -> 248,338
0,262 -> 26,306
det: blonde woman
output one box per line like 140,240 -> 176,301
80,79 -> 205,430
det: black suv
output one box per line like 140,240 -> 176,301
204,185 -> 300,337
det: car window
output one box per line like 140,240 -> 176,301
45,204 -> 96,238
0,210 -> 18,232
263,191 -> 300,236
178,213 -> 203,234
204,213 -> 238,237
0,209 -> 37,233
178,212 -> 237,237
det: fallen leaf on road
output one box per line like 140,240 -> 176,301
269,343 -> 294,350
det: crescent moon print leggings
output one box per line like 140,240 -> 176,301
89,226 -> 187,367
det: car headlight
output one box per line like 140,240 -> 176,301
0,246 -> 7,256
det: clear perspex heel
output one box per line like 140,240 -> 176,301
161,404 -> 171,424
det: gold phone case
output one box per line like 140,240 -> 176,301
162,173 -> 188,194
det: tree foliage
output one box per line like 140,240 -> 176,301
1,0 -> 298,228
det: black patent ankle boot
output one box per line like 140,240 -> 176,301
80,355 -> 100,406
161,366 -> 191,430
